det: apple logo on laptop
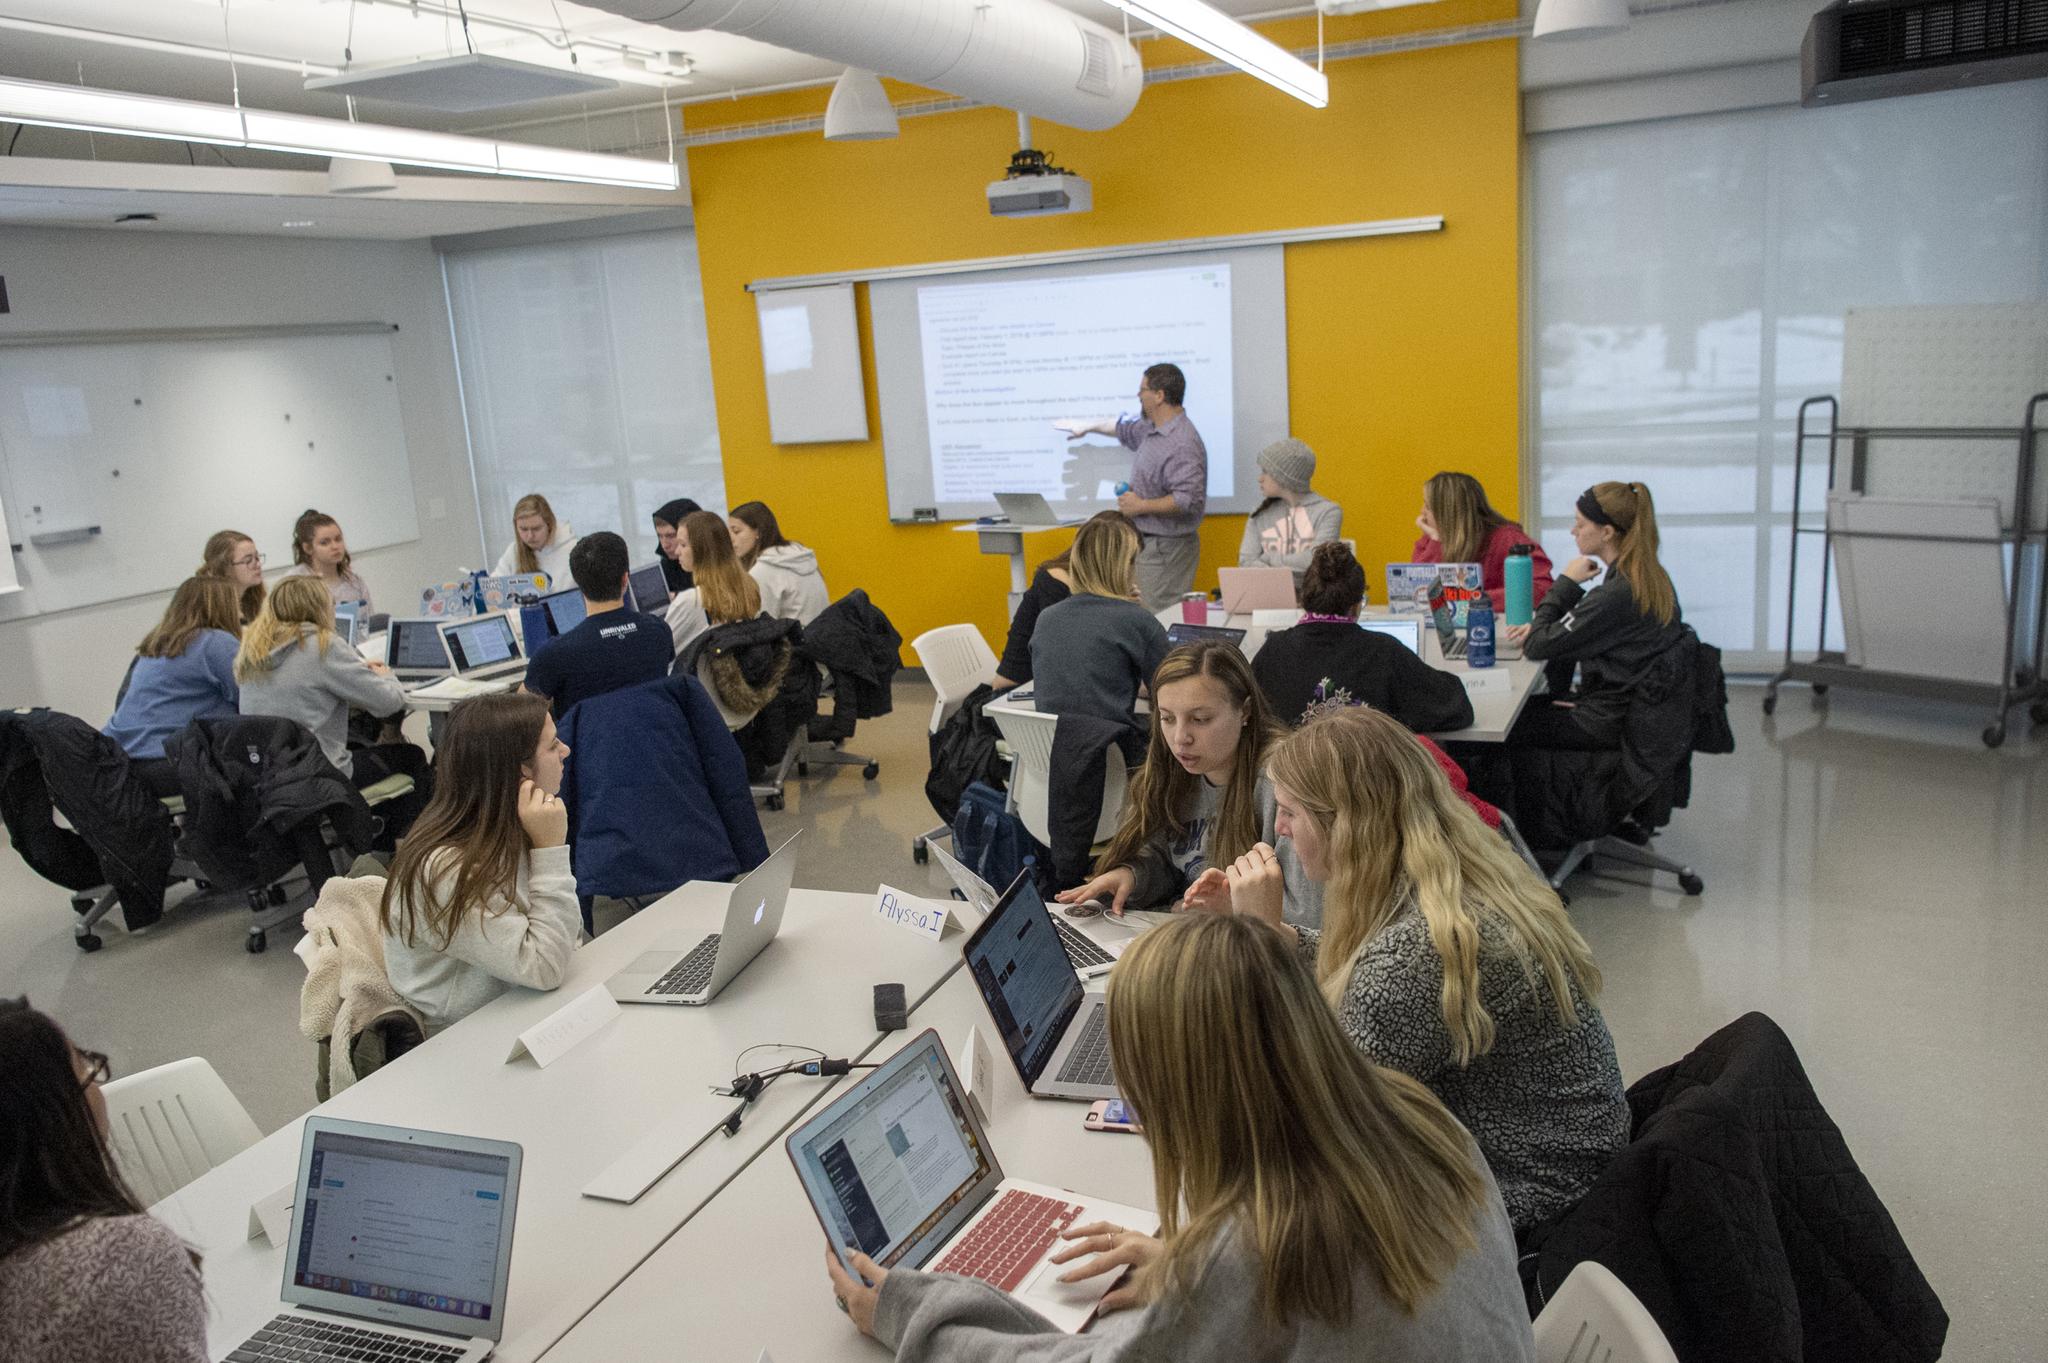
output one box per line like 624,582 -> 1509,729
754,900 -> 766,926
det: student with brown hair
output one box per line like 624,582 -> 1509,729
381,692 -> 579,1034
1028,514 -> 1168,729
823,915 -> 1534,1363
198,529 -> 266,623
103,577 -> 245,797
728,500 -> 830,626
282,509 -> 372,610
664,510 -> 763,656
491,493 -> 579,586
1412,471 -> 1553,614
0,999 -> 208,1363
992,510 -> 1137,691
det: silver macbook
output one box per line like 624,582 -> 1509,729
333,600 -> 365,649
386,618 -> 454,685
606,833 -> 801,1006
1361,617 -> 1423,656
962,875 -> 1119,1102
929,841 -> 1132,981
437,613 -> 526,684
215,1117 -> 522,1363
992,492 -> 1087,529
625,562 -> 670,614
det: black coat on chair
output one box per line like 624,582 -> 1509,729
800,589 -> 902,741
166,715 -> 372,893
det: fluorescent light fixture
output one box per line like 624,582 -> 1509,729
1101,0 -> 1328,107
0,73 -> 680,191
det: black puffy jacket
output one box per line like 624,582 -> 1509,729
800,589 -> 901,741
166,715 -> 373,893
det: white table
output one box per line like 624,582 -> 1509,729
538,948 -> 1158,1362
151,885 -> 961,1363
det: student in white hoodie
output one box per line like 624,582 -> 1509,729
380,691 -> 581,1034
1237,438 -> 1344,590
729,500 -> 830,626
490,493 -> 578,588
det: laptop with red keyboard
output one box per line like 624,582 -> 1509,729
786,1030 -> 1157,1333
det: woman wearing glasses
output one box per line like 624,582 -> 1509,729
0,999 -> 207,1362
199,529 -> 268,624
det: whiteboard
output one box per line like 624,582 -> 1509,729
756,283 -> 868,444
0,329 -> 419,615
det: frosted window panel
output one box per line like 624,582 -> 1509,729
445,229 -> 725,570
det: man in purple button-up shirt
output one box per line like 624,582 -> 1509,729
1057,363 -> 1208,611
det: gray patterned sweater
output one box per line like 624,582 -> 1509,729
1297,900 -> 1629,1229
0,1214 -> 207,1362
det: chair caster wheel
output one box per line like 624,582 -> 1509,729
1761,693 -> 1777,716
1679,873 -> 1704,896
76,933 -> 102,953
863,763 -> 879,781
766,793 -> 785,811
1984,723 -> 2007,749
913,841 -> 929,864
247,931 -> 267,954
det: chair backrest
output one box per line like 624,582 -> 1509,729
1533,1260 -> 1680,1363
911,625 -> 999,734
99,1056 -> 262,1206
988,708 -> 1128,848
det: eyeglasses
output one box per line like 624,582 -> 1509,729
76,1049 -> 111,1086
233,553 -> 266,568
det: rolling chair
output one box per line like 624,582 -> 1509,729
987,707 -> 1129,860
99,1056 -> 263,1206
909,624 -> 1000,863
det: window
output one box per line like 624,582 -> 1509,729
443,229 -> 724,573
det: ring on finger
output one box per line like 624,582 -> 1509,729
836,1295 -> 849,1314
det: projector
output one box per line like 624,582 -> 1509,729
987,148 -> 1092,218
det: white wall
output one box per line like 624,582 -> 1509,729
0,226 -> 480,725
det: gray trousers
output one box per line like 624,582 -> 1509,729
1134,533 -> 1201,613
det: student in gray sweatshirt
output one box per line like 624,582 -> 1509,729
235,576 -> 432,841
823,915 -> 1536,1363
1237,437 -> 1344,589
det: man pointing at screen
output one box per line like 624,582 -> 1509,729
1055,362 -> 1207,611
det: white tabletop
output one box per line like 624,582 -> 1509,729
538,948 -> 1159,1362
150,885 -> 961,1363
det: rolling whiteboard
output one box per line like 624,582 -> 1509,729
871,244 -> 1288,522
0,328 -> 419,616
757,283 -> 869,444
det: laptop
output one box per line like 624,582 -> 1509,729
1425,589 -> 1522,662
604,832 -> 801,1005
436,612 -> 526,684
962,875 -> 1119,1102
537,586 -> 588,638
1360,617 -> 1423,656
385,618 -> 455,685
1216,565 -> 1297,613
626,562 -> 671,614
929,841 -> 1134,981
992,492 -> 1088,529
216,1116 -> 521,1363
1165,620 -> 1246,651
787,1030 -> 1157,1334
333,600 -> 365,649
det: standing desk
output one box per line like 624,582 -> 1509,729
538,946 -> 1160,1362
150,885 -> 960,1363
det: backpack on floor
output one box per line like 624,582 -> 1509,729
951,780 -> 1052,899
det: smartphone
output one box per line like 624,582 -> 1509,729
1084,1098 -> 1140,1133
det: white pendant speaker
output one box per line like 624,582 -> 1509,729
1531,0 -> 1630,41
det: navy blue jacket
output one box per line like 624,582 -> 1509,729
557,674 -> 770,900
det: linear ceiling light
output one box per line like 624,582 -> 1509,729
0,74 -> 680,191
1100,0 -> 1329,107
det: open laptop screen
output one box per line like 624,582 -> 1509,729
333,600 -> 363,647
789,1034 -> 996,1272
539,586 -> 587,637
443,615 -> 520,673
1360,618 -> 1422,656
627,562 -> 670,614
387,620 -> 449,672
963,878 -> 1085,1089
288,1126 -> 513,1327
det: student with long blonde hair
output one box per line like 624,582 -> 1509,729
198,529 -> 266,623
492,493 -> 579,586
1213,706 -> 1627,1233
664,510 -> 762,656
1028,514 -> 1168,728
1412,472 -> 1553,614
992,510 -> 1137,690
823,914 -> 1535,1362
103,577 -> 244,797
1058,640 -> 1320,926
381,692 -> 579,1034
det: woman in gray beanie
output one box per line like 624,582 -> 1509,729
1237,437 -> 1344,588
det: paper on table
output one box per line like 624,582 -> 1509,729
506,984 -> 620,1067
1460,668 -> 1511,695
409,676 -> 514,700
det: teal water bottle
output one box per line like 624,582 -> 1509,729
1504,544 -> 1535,627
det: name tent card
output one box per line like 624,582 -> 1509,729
872,884 -> 958,942
506,984 -> 620,1067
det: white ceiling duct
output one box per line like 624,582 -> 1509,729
592,0 -> 1144,131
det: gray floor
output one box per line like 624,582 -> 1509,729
2,679 -> 2043,1358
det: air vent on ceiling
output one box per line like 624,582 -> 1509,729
1804,0 -> 2048,106
306,53 -> 618,113
1076,30 -> 1116,96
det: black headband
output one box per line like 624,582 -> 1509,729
1577,488 -> 1616,528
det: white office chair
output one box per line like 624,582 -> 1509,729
987,708 -> 1129,851
99,1056 -> 263,1207
910,624 -> 1001,862
1532,1260 -> 1680,1363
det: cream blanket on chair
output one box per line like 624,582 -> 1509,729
295,874 -> 424,1094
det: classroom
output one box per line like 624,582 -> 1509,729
0,1 -> 2041,1359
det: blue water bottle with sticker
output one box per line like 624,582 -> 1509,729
1466,595 -> 1495,669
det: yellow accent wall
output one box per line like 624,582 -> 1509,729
685,4 -> 1522,662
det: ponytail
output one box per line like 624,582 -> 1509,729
1589,481 -> 1676,626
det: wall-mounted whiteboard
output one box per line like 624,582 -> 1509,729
756,283 -> 869,444
0,327 -> 419,616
